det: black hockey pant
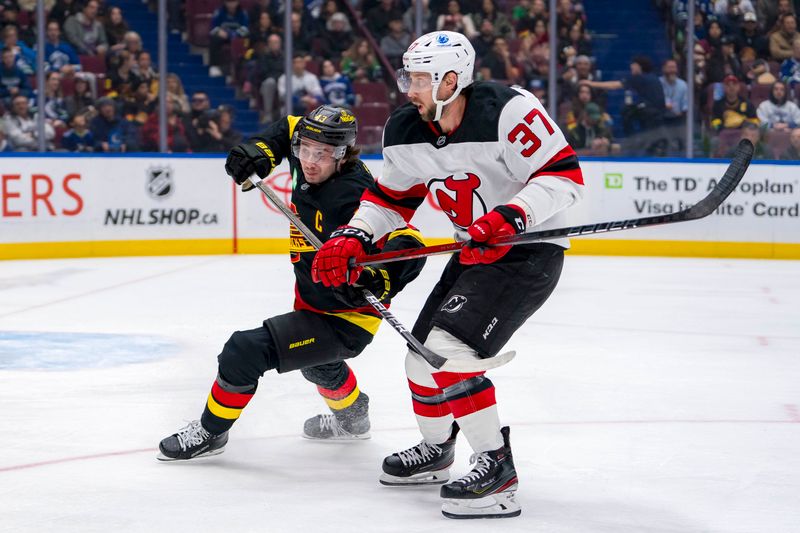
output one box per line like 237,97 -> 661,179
201,310 -> 373,434
412,243 -> 565,357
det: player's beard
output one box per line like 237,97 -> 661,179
417,101 -> 436,122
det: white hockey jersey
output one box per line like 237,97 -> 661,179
353,82 -> 585,248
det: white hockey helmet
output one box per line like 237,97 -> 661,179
397,31 -> 475,121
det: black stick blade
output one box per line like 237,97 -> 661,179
684,139 -> 754,220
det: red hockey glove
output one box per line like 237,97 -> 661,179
460,204 -> 526,265
311,226 -> 372,287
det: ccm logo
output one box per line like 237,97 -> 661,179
2,173 -> 83,218
482,317 -> 498,340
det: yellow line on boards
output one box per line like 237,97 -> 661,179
1,239 -> 798,260
568,239 -> 800,260
233,239 -> 289,254
0,239 -> 234,260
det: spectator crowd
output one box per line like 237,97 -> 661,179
206,0 -> 601,142
1,0 -> 799,159
0,0 -> 241,152
655,0 -> 800,158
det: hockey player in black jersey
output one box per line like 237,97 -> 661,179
158,105 -> 426,460
312,33 -> 585,518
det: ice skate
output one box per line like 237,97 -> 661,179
440,426 -> 521,519
380,424 -> 458,486
302,413 -> 371,440
157,420 -> 228,461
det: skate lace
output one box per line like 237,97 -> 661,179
397,441 -> 443,467
457,452 -> 493,484
318,414 -> 348,437
176,420 -> 211,451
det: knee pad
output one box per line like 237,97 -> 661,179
301,361 -> 350,389
441,375 -> 494,402
405,349 -> 439,388
215,372 -> 256,395
405,327 -> 480,388
425,327 -> 480,361
217,327 -> 277,386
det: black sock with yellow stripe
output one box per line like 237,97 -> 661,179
201,373 -> 256,435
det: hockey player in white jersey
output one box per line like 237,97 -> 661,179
312,31 -> 585,519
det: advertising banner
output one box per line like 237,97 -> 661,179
570,160 -> 800,243
1,155 -> 798,260
1,156 -> 232,257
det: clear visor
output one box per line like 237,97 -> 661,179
396,69 -> 433,94
292,139 -> 339,164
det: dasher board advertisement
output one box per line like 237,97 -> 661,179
2,155 -> 798,259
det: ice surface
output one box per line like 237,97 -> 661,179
1,254 -> 799,532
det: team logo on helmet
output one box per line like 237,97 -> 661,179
339,110 -> 355,123
441,295 -> 467,313
436,33 -> 450,45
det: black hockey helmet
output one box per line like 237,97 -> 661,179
292,105 -> 358,160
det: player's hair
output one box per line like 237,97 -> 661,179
339,145 -> 362,169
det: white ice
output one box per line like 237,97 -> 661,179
1,254 -> 799,533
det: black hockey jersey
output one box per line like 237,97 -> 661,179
252,116 -> 426,334
352,82 -> 585,248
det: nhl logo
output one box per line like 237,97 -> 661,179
146,166 -> 173,199
436,135 -> 447,147
441,295 -> 467,313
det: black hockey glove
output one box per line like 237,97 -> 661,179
332,266 -> 391,308
225,141 -> 278,191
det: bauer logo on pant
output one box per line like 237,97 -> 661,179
289,337 -> 315,349
441,295 -> 467,313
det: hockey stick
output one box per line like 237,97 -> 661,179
354,140 -> 755,267
246,175 -> 516,373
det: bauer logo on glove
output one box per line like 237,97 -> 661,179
225,141 -> 278,191
332,266 -> 391,307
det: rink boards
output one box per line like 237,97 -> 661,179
0,154 -> 798,260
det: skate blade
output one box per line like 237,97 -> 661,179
379,469 -> 450,486
301,431 -> 371,441
156,447 -> 226,462
441,490 -> 521,519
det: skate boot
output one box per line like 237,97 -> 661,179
302,412 -> 371,440
440,426 -> 520,519
303,392 -> 370,440
380,423 -> 459,486
157,420 -> 228,461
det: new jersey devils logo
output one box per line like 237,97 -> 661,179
429,173 -> 487,229
441,295 -> 467,313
